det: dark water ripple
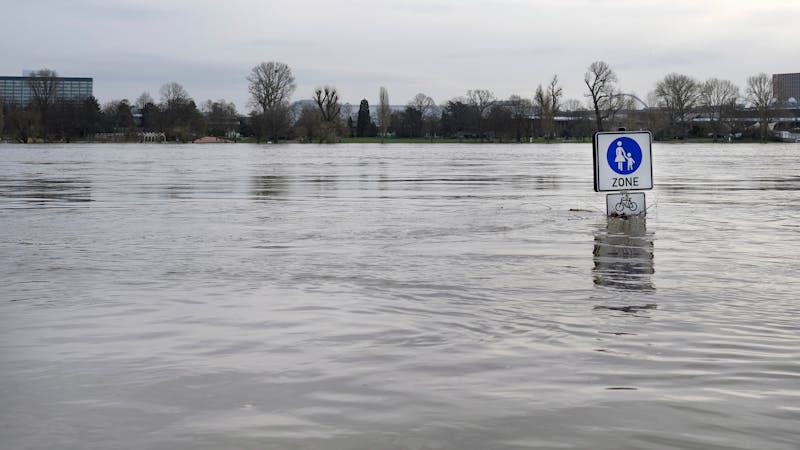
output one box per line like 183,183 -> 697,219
1,143 -> 799,449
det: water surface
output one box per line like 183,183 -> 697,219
1,143 -> 799,449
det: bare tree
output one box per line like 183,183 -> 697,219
27,69 -> 61,139
654,73 -> 700,137
292,104 -> 323,143
466,89 -> 495,117
159,82 -> 191,107
314,86 -> 341,143
746,73 -> 774,141
340,102 -> 354,137
134,92 -> 155,110
340,102 -> 353,121
584,61 -> 623,132
136,93 -> 160,132
534,85 -> 549,138
700,78 -> 739,139
158,82 -> 201,141
102,99 -> 135,133
561,98 -> 594,138
27,69 -> 61,110
466,89 -> 495,140
534,76 -> 562,139
202,99 -> 238,138
247,62 -> 296,142
408,93 -> 436,139
547,76 -> 563,117
378,86 -> 391,142
409,93 -> 435,118
508,94 -> 533,142
201,99 -> 236,115
247,62 -> 296,112
563,98 -> 583,113
313,87 -> 341,123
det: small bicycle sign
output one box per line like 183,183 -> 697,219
606,192 -> 645,216
614,193 -> 638,213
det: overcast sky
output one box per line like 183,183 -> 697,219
3,0 -> 798,111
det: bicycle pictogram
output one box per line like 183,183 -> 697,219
614,193 -> 638,213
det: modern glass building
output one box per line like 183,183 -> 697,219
0,75 -> 93,106
773,73 -> 800,104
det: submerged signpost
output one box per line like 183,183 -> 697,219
593,130 -> 653,216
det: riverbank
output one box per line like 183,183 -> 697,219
1,136 -> 793,145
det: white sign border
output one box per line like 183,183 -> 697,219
593,131 -> 653,192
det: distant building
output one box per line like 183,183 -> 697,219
773,72 -> 800,104
0,74 -> 93,107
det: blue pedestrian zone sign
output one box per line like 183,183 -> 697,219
594,131 -> 653,192
607,137 -> 642,175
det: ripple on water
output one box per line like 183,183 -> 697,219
1,143 -> 799,449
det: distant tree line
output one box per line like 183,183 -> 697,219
1,63 -> 796,143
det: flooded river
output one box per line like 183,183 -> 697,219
1,143 -> 799,449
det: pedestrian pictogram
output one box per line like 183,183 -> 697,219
607,137 -> 642,175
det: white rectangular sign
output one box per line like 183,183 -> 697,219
594,131 -> 653,192
606,192 -> 646,216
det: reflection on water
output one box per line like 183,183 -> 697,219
251,174 -> 340,200
163,183 -> 193,199
592,216 -> 654,291
0,175 -> 92,204
531,174 -> 561,190
659,175 -> 800,194
250,174 -> 289,199
308,175 -> 338,195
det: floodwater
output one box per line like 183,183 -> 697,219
1,142 -> 798,450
